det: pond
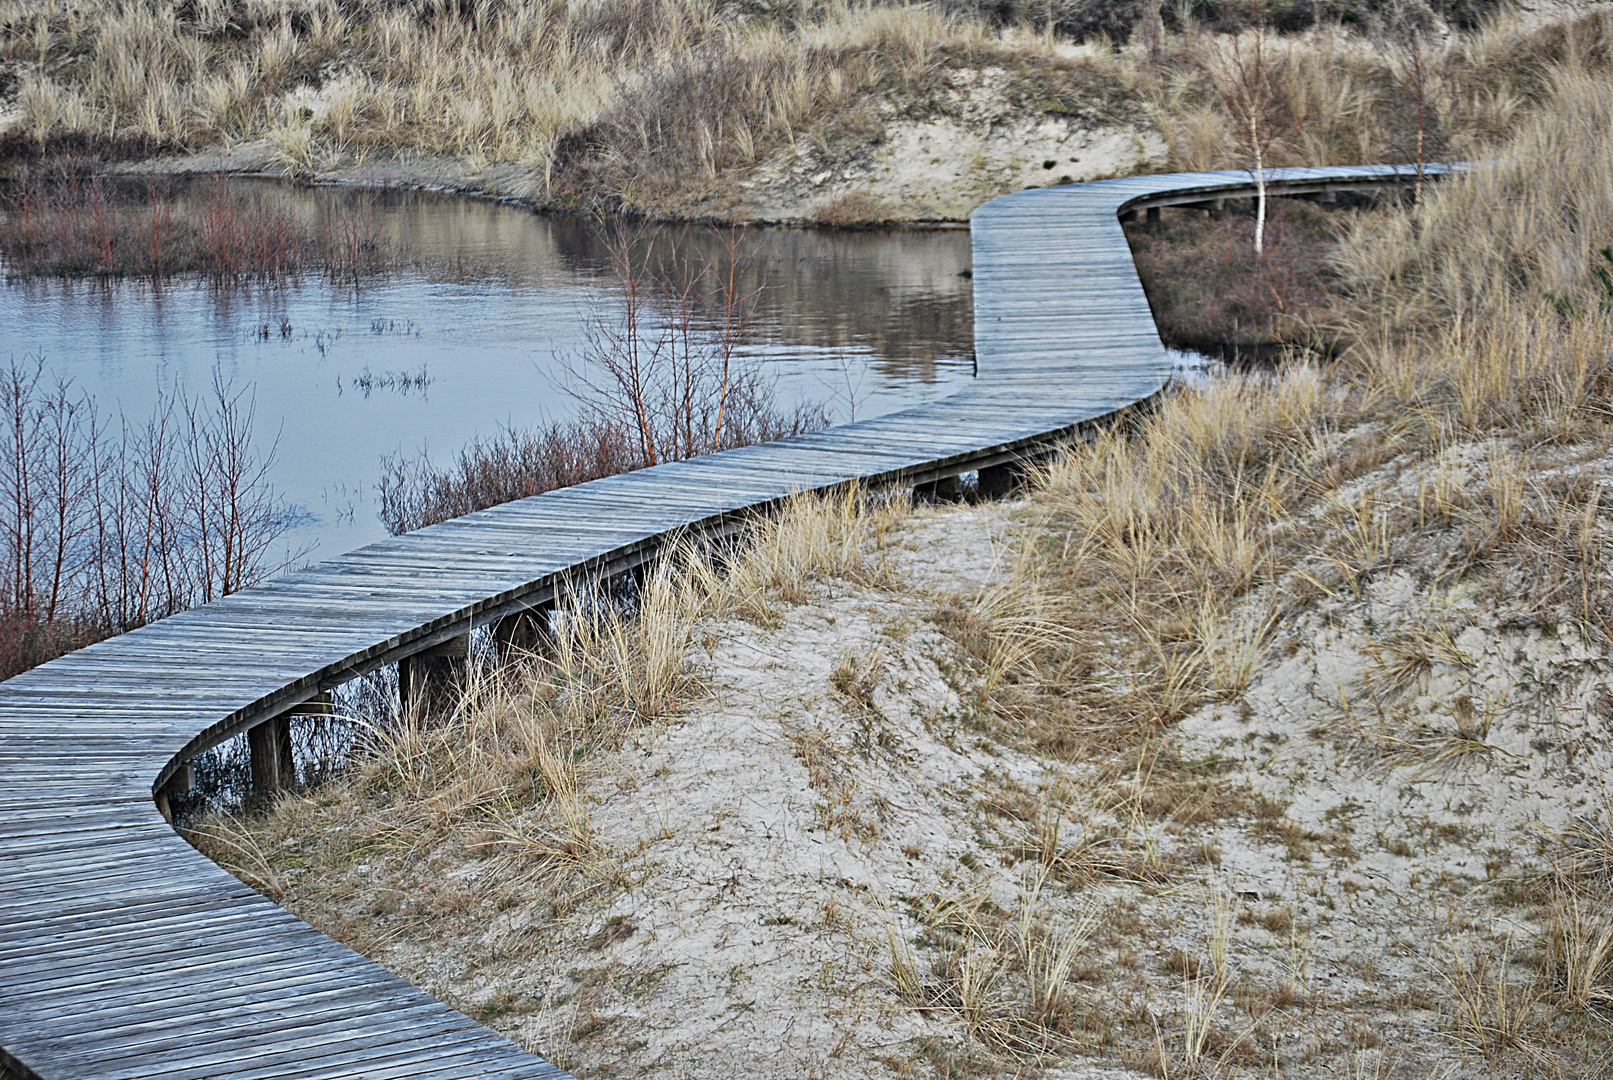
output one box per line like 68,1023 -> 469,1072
0,178 -> 976,560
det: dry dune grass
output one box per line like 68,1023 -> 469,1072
0,0 -> 1117,214
1152,7 -> 1613,174
709,483 -> 908,621
5,2 -> 1613,217
943,366 -> 1327,765
957,49 -> 1613,758
927,46 -> 1613,1078
186,483 -> 904,929
1334,64 -> 1613,361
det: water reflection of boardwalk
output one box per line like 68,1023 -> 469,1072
0,165 -> 1444,1079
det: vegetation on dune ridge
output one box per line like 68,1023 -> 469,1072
3,1 -> 1613,219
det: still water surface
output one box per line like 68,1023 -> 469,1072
0,180 -> 975,559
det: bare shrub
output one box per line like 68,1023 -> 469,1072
0,356 -> 302,678
376,420 -> 644,536
377,224 -> 830,535
814,191 -> 891,228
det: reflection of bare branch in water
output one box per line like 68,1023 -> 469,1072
564,222 -> 810,468
815,352 -> 872,425
377,224 -> 830,536
0,170 -> 397,285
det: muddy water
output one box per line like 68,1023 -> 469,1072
0,179 -> 974,559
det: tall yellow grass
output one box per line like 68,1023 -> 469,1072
980,365 -> 1339,740
1154,8 -> 1613,173
1,0 -> 1039,211
958,52 -> 1613,762
1324,62 -> 1613,448
7,3 -> 1613,216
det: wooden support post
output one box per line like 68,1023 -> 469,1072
2,1046 -> 42,1080
248,715 -> 294,802
398,634 -> 470,716
977,460 -> 1029,499
494,607 -> 552,661
1145,206 -> 1160,226
1118,209 -> 1137,223
913,474 -> 963,505
153,761 -> 193,824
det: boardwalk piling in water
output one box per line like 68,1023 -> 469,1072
247,715 -> 294,799
399,635 -> 470,715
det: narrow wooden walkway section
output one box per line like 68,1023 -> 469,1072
0,165 -> 1447,1078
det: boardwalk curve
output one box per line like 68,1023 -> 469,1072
0,165 -> 1445,1078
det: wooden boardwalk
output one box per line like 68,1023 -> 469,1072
0,165 -> 1446,1078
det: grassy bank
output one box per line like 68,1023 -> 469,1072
3,2 -> 1612,221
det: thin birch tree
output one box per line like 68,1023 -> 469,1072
1209,19 -> 1284,256
1408,30 -> 1428,205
